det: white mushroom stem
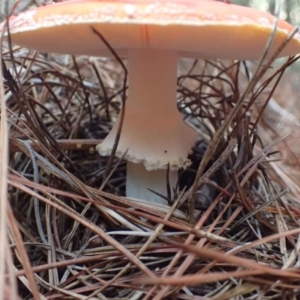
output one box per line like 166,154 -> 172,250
98,49 -> 197,204
126,162 -> 177,204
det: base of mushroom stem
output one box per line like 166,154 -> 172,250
126,162 -> 178,205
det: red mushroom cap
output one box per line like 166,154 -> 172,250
1,0 -> 300,60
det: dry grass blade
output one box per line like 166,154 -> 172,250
140,242 -> 300,285
0,28 -> 19,300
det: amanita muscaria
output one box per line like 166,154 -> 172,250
2,0 -> 300,203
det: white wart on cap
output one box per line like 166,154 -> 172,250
3,0 -> 300,204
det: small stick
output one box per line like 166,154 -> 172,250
9,139 -> 102,153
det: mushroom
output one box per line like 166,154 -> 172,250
2,0 -> 300,204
